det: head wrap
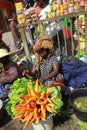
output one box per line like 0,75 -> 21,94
33,36 -> 54,70
33,36 -> 54,53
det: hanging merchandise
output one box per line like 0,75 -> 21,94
80,0 -> 85,10
63,4 -> 68,14
62,0 -> 68,5
68,3 -> 74,13
85,0 -> 87,10
60,4 -> 64,15
56,5 -> 60,16
56,0 -> 61,5
15,2 -> 25,24
73,0 -> 80,11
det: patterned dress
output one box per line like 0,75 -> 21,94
39,55 -> 59,81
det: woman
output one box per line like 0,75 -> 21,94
0,49 -> 21,98
9,10 -> 25,57
23,36 -> 60,86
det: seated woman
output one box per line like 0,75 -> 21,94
0,48 -> 21,98
23,36 -> 63,86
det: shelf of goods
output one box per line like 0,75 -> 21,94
17,10 -> 87,62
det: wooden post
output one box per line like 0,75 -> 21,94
19,27 -> 32,63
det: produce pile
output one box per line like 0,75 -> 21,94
6,78 -> 63,130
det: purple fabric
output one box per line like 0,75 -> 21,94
62,60 -> 87,95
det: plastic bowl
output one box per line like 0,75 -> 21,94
69,88 -> 87,122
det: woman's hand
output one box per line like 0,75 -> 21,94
39,77 -> 44,84
22,69 -> 29,76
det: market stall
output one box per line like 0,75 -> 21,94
1,0 -> 87,130
14,1 -> 87,64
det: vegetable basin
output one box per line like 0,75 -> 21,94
69,88 -> 87,122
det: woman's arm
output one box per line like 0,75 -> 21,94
10,22 -> 21,43
0,67 -> 18,83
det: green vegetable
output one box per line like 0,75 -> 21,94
6,78 -> 28,117
39,83 -> 46,93
78,121 -> 87,130
75,102 -> 87,111
50,86 -> 62,99
50,86 -> 63,112
52,97 -> 63,112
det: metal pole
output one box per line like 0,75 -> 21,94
77,15 -> 80,58
85,12 -> 87,56
69,17 -> 74,56
19,27 -> 32,63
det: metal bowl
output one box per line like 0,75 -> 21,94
69,88 -> 87,122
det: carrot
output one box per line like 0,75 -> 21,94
46,106 -> 54,113
23,112 -> 34,130
30,116 -> 36,123
25,97 -> 36,105
47,103 -> 53,107
24,111 -> 29,117
34,107 -> 38,117
36,116 -> 40,124
13,114 -> 23,120
28,83 -> 40,98
41,105 -> 46,121
36,101 -> 44,105
44,99 -> 48,104
50,95 -> 56,100
35,79 -> 39,92
40,92 -> 45,99
15,96 -> 24,102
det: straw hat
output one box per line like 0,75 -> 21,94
0,49 -> 19,58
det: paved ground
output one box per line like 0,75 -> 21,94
0,109 -> 80,130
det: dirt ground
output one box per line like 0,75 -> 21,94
0,110 -> 80,130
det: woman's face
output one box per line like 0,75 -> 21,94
38,49 -> 49,58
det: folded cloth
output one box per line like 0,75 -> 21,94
0,84 -> 11,100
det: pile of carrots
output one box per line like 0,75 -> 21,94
13,79 -> 56,130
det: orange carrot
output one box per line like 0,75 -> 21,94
23,112 -> 34,130
35,79 -> 39,92
28,83 -> 40,98
46,106 -> 54,113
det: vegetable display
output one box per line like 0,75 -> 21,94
6,78 -> 29,116
6,78 -> 63,130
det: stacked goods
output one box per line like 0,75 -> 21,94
85,0 -> 87,10
46,0 -> 85,19
15,2 -> 25,24
73,0 -> 80,11
24,8 -> 38,22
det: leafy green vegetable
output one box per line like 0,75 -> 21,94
50,86 -> 63,112
39,83 -> 46,93
50,86 -> 62,99
6,78 -> 28,117
78,121 -> 87,130
74,102 -> 87,111
52,97 -> 63,112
